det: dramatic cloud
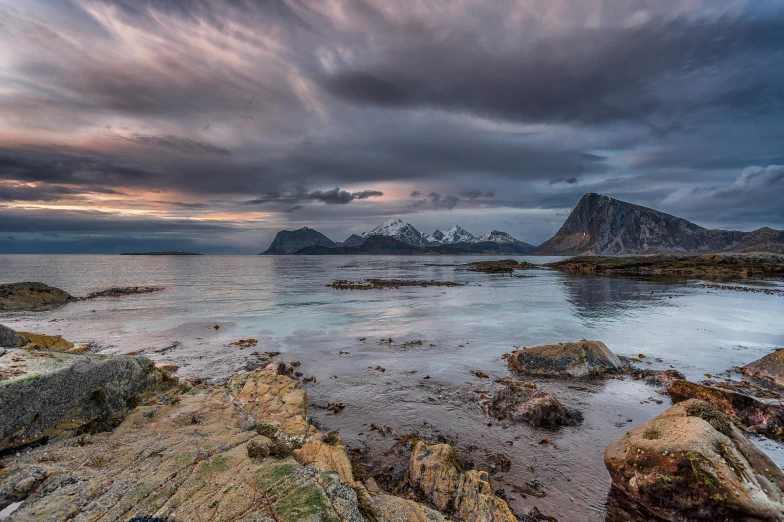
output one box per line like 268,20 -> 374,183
0,0 -> 781,252
245,187 -> 383,206
660,165 -> 784,228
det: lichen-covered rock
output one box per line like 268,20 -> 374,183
0,350 -> 174,451
18,331 -> 75,352
0,282 -> 71,311
228,361 -> 310,440
508,340 -> 622,378
668,379 -> 784,437
408,440 -> 517,522
0,364 -> 444,522
0,324 -> 24,347
479,380 -> 582,428
743,349 -> 784,388
605,399 -> 784,522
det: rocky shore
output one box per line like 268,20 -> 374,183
1,323 -> 526,521
0,283 -> 165,312
547,253 -> 784,280
2,279 -> 784,521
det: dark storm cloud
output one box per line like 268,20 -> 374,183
550,177 -> 579,185
434,195 -> 460,210
322,14 -> 784,126
117,134 -> 231,156
0,0 -> 782,252
244,187 -> 383,206
459,189 -> 495,199
307,187 -> 384,205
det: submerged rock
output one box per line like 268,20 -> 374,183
605,399 -> 784,522
480,380 -> 582,428
0,350 -> 175,451
508,340 -> 622,378
408,440 -> 517,522
0,282 -> 72,311
743,348 -> 784,388
0,324 -> 24,347
668,379 -> 784,437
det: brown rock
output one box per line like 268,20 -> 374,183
643,368 -> 686,387
743,348 -> 784,388
408,440 -> 517,522
508,340 -> 622,378
668,379 -> 784,436
605,399 -> 784,522
0,282 -> 71,311
18,332 -> 74,352
480,380 -> 582,428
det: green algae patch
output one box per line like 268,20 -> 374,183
255,462 -> 296,489
276,483 -> 340,522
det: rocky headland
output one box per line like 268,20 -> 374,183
0,283 -> 165,313
533,193 -> 784,256
547,253 -> 784,280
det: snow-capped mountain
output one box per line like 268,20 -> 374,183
474,230 -> 518,244
441,225 -> 475,244
361,219 -> 532,249
425,230 -> 445,243
362,218 -> 429,245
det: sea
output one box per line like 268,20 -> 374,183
1,254 -> 783,521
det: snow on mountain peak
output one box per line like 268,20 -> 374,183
475,230 -> 518,243
425,229 -> 445,243
362,218 -> 428,245
441,225 -> 475,244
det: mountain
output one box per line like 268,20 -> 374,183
362,218 -> 429,245
293,235 -> 535,255
441,225 -> 475,244
533,193 -> 784,255
340,234 -> 366,248
260,227 -> 336,254
426,230 -> 445,243
294,235 -> 423,255
474,230 -> 535,252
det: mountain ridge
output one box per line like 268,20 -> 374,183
532,193 -> 784,255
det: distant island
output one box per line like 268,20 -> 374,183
260,193 -> 784,256
120,251 -> 202,256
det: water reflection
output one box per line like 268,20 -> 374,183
559,273 -> 681,323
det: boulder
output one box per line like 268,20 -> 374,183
0,350 -> 175,451
0,282 -> 71,311
605,399 -> 784,522
743,349 -> 784,388
508,340 -> 622,378
408,440 -> 517,522
0,324 -> 24,347
479,380 -> 582,428
668,379 -> 784,437
642,368 -> 686,387
0,364 -> 445,522
17,331 -> 74,352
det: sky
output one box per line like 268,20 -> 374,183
0,0 -> 783,253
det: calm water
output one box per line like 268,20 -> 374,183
1,254 -> 783,521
